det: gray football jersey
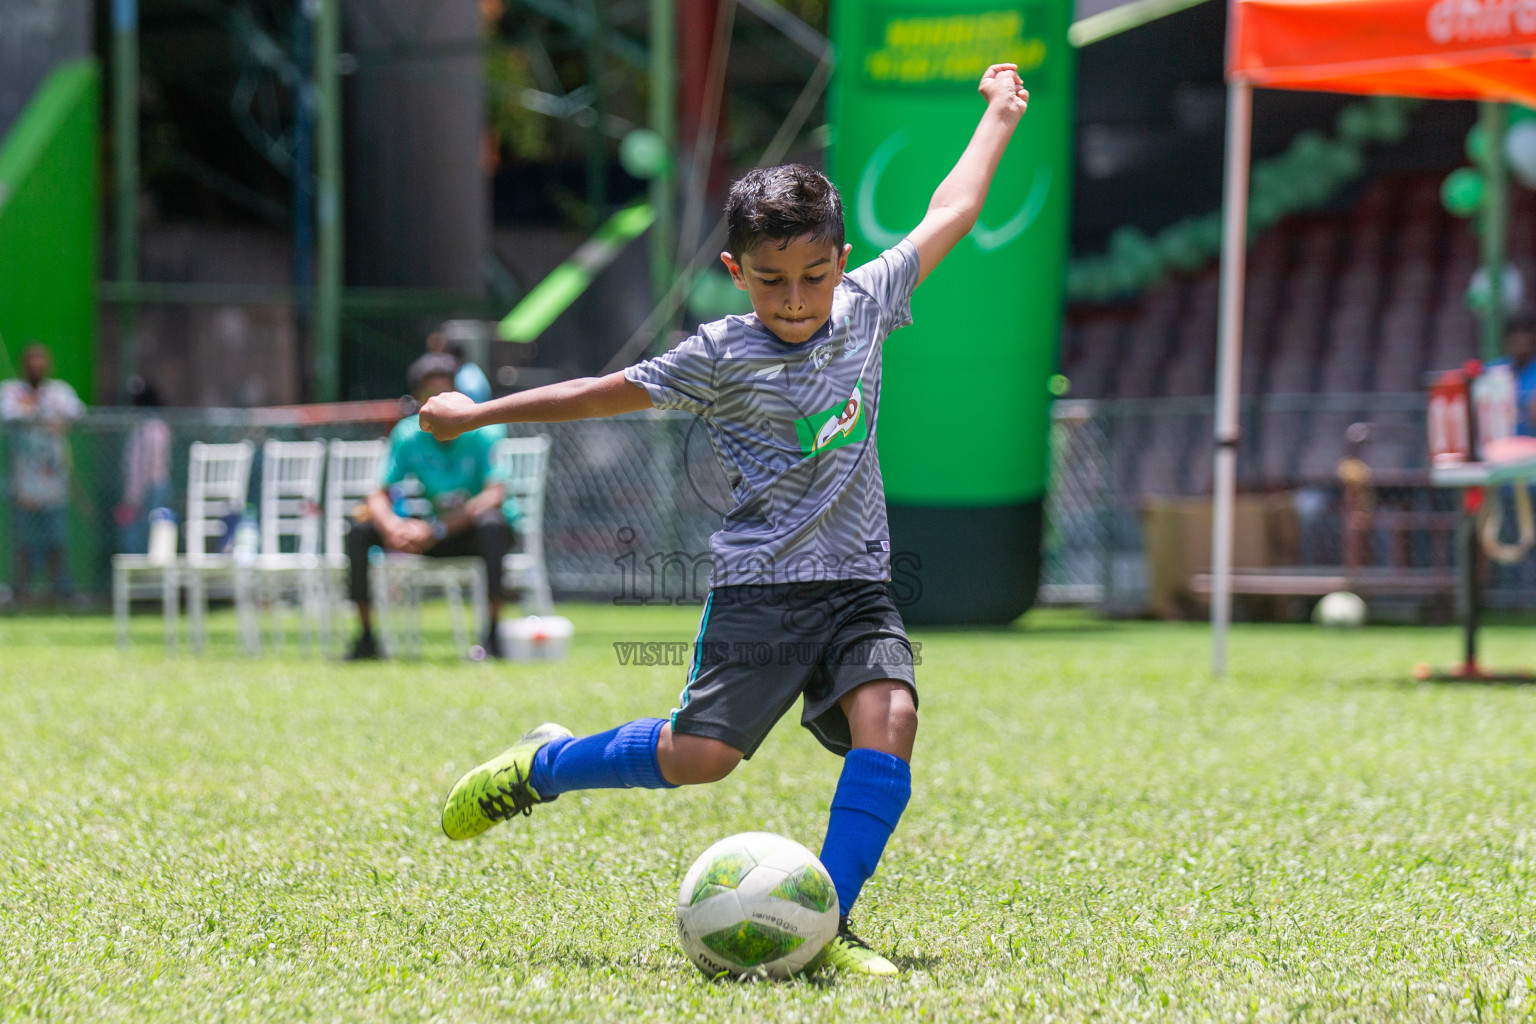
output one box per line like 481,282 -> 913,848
625,239 -> 920,585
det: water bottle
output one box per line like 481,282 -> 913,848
147,508 -> 178,566
233,505 -> 259,568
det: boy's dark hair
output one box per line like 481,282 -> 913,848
407,352 -> 459,394
725,164 -> 845,259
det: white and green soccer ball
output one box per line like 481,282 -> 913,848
676,832 -> 840,979
1315,590 -> 1368,628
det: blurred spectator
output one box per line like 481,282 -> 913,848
1505,313 -> 1536,436
426,328 -> 493,404
115,376 -> 173,554
0,344 -> 85,605
344,352 -> 518,659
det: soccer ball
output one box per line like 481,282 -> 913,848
1315,590 -> 1367,628
676,832 -> 840,979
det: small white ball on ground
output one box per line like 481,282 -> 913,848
1315,590 -> 1367,628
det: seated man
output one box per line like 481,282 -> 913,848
346,352 -> 516,659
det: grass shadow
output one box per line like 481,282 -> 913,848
892,953 -> 942,972
512,948 -> 842,988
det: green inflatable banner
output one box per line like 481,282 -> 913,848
829,1 -> 1074,624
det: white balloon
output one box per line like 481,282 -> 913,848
1504,120 -> 1536,189
1468,264 -> 1524,314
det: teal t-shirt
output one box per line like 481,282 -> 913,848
379,416 -> 519,523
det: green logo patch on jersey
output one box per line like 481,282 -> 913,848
794,380 -> 867,460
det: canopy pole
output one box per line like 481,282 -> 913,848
1211,80 -> 1252,677
1478,101 -> 1509,362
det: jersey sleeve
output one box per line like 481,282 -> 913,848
845,238 -> 920,332
378,419 -> 414,489
623,332 -> 717,415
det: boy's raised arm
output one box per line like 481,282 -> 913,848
419,371 -> 652,441
907,63 -> 1030,285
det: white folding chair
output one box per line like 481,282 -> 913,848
112,517 -> 181,653
243,439 -> 326,653
495,435 -> 555,614
366,478 -> 487,661
369,550 -> 486,660
319,438 -> 387,651
372,435 -> 553,658
113,440 -> 254,652
182,441 -> 257,653
325,439 -> 389,565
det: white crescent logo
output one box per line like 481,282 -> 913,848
857,128 -> 1052,251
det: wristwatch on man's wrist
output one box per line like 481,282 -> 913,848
429,518 -> 449,541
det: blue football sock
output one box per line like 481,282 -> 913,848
529,717 -> 676,797
819,748 -> 912,918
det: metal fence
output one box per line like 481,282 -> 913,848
2,394 -> 1529,616
0,407 -> 729,608
1043,392 -> 1536,615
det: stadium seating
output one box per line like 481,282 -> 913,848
1059,173 -> 1532,497
1059,172 -> 1536,606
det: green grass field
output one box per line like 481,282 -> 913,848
7,605 -> 1536,1021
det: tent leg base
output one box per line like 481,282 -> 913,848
1414,661 -> 1536,683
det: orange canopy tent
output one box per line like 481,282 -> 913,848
1231,0 -> 1536,102
1209,0 -> 1536,670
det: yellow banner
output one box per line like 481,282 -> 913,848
863,9 -> 1048,87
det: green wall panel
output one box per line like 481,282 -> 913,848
0,60 -> 100,399
828,3 -> 1073,623
828,3 -> 1072,506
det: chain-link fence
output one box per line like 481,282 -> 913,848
0,406 -> 731,609
3,394 -> 1530,616
1043,392 -> 1536,616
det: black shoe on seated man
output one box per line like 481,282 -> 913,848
481,624 -> 503,659
346,631 -> 381,661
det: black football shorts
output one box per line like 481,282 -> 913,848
669,580 -> 919,758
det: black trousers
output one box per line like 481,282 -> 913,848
346,512 -> 514,605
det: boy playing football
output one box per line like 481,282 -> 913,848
423,63 -> 1030,975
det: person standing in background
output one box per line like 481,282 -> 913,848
115,376 -> 173,554
0,343 -> 85,605
1503,313 -> 1536,436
